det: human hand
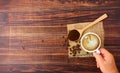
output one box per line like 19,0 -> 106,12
93,48 -> 119,73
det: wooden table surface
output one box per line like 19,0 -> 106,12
0,0 -> 120,73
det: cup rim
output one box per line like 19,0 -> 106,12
80,32 -> 101,53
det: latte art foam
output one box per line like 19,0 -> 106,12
82,34 -> 99,51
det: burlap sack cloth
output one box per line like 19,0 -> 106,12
67,22 -> 104,57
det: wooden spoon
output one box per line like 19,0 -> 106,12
68,13 -> 108,41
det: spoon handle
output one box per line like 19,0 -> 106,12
82,14 -> 108,31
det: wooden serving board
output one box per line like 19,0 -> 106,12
67,22 -> 104,57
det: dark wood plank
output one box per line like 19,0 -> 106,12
7,9 -> 120,26
0,0 -> 119,12
0,0 -> 119,73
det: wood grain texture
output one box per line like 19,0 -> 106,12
0,0 -> 120,73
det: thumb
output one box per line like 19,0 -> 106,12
93,52 -> 104,64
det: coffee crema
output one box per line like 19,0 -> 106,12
82,34 -> 99,51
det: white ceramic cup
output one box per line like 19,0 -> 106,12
80,32 -> 101,54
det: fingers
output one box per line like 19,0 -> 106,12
93,48 -> 111,68
97,62 -> 100,68
100,48 -> 113,61
93,52 -> 104,64
100,48 -> 110,55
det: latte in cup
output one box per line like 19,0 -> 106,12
81,32 -> 101,53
